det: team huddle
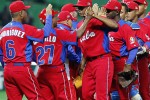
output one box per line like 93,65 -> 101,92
0,0 -> 150,100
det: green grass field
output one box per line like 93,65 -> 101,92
0,90 -> 27,100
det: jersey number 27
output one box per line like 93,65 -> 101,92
36,45 -> 54,65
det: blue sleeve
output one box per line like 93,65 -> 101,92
0,55 -> 4,68
43,15 -> 53,37
67,45 -> 81,64
144,42 -> 150,49
126,47 -> 138,64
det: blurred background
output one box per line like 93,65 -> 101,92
0,0 -> 150,99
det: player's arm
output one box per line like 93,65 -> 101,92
43,4 -> 53,37
126,48 -> 138,66
24,4 -> 53,42
94,15 -> 118,29
76,7 -> 93,38
67,45 -> 81,63
122,25 -> 139,72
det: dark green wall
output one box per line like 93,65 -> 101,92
0,0 -> 150,27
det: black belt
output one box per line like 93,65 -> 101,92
86,55 -> 103,62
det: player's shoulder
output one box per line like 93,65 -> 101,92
23,24 -> 35,29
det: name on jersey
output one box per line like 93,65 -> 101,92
0,29 -> 25,39
44,36 -> 56,42
80,31 -> 95,42
34,36 -> 56,45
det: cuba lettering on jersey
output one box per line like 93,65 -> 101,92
33,28 -> 77,66
78,18 -> 111,58
108,20 -> 139,57
0,21 -> 44,62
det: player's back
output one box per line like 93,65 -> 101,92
0,21 -> 32,62
33,28 -> 77,66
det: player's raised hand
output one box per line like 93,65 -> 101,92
98,7 -> 106,17
46,4 -> 52,16
84,7 -> 93,19
92,3 -> 99,16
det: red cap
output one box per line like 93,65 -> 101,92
9,1 -> 30,13
104,0 -> 122,11
57,11 -> 76,22
39,8 -> 58,24
61,3 -> 76,12
126,1 -> 139,10
74,0 -> 92,7
134,0 -> 148,5
121,0 -> 132,3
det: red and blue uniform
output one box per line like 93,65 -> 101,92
57,23 -> 81,100
78,18 -> 115,100
109,19 -> 139,100
0,15 -> 53,100
127,20 -> 150,100
33,25 -> 77,100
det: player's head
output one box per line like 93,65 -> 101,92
120,2 -> 129,20
134,0 -> 148,17
104,0 -> 122,19
9,1 -> 30,21
61,3 -> 78,20
74,0 -> 92,16
39,8 -> 58,27
57,11 -> 76,27
126,1 -> 139,22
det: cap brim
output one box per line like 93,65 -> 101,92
24,6 -> 31,10
73,4 -> 88,7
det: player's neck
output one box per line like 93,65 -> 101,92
138,13 -> 146,19
132,16 -> 138,23
12,18 -> 22,23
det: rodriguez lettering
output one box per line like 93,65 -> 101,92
0,29 -> 25,39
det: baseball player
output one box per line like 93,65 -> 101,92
74,0 -> 119,99
61,3 -> 79,30
0,1 -> 54,100
126,1 -> 150,99
33,9 -> 92,100
120,1 -> 129,21
104,0 -> 140,99
61,3 -> 82,100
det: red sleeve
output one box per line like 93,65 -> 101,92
56,29 -> 77,44
122,25 -> 139,50
23,24 -> 44,42
90,18 -> 103,27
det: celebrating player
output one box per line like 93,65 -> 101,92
104,0 -> 140,99
33,8 -> 93,99
74,0 -> 119,99
0,1 -> 54,100
61,3 -> 82,100
126,1 -> 150,99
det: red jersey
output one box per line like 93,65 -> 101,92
33,28 -> 77,66
78,18 -> 113,58
136,21 -> 150,46
0,21 -> 44,63
109,20 -> 139,57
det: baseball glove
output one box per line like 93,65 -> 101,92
117,70 -> 138,88
73,72 -> 83,89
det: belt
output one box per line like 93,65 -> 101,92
86,53 -> 111,62
4,62 -> 30,66
112,56 -> 127,60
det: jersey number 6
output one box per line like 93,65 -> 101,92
6,40 -> 16,59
